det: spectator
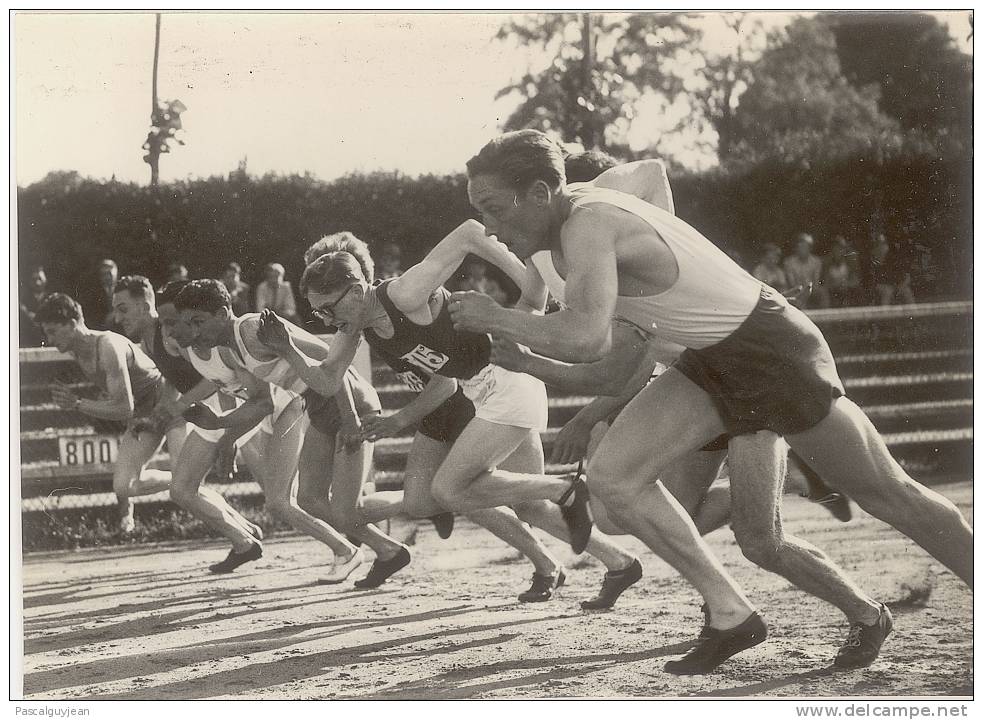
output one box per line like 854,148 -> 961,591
19,265 -> 49,346
221,262 -> 251,316
564,149 -> 621,183
868,233 -> 915,306
820,236 -> 862,307
255,262 -> 299,322
376,241 -> 403,280
752,243 -> 789,292
166,262 -> 189,284
74,258 -> 119,331
783,233 -> 823,308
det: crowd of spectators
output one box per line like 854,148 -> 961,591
751,231 -> 923,309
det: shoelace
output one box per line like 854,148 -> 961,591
843,624 -> 864,648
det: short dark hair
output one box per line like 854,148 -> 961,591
563,150 -> 619,183
466,130 -> 566,192
174,279 -> 232,313
300,252 -> 365,297
115,275 -> 155,304
304,232 -> 375,283
35,293 -> 84,325
158,280 -> 191,307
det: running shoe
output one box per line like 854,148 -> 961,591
209,542 -> 263,574
810,492 -> 853,523
664,611 -> 768,675
834,603 -> 893,669
354,547 -> 411,589
518,569 -> 567,603
557,462 -> 593,554
580,558 -> 642,610
318,548 -> 366,585
429,512 -> 455,539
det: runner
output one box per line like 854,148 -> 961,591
37,292 -> 172,534
174,279 -> 409,586
449,129 -> 973,673
293,232 -> 641,606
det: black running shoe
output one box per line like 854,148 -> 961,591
209,542 -> 262,574
812,492 -> 853,523
557,463 -> 593,554
580,558 -> 643,611
353,547 -> 411,589
664,611 -> 768,675
834,604 -> 893,669
518,569 -> 567,603
429,512 -> 455,540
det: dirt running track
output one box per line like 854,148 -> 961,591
18,481 -> 973,699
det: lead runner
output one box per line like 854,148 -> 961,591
448,129 -> 973,674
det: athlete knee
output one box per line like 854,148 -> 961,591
733,522 -> 783,570
265,495 -> 298,522
169,482 -> 197,508
430,471 -> 470,511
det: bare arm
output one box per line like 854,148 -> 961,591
451,213 -> 617,362
490,321 -> 647,395
77,337 -> 136,421
361,374 -> 457,442
389,220 -> 527,314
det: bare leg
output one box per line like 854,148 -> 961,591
430,420 -> 573,512
662,449 -> 731,536
510,432 -> 636,572
294,426 -> 361,557
788,397 -> 973,587
588,369 -> 755,630
728,431 -> 881,624
113,429 -> 170,527
262,400 -> 355,556
169,432 -> 254,551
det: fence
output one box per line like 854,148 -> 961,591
18,302 -> 973,514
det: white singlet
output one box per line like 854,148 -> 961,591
535,186 -> 762,350
232,314 -> 310,394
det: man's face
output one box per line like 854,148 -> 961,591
223,270 -> 239,289
467,173 -> 549,260
112,292 -> 151,338
796,238 -> 813,259
41,321 -> 75,352
99,266 -> 117,287
30,271 -> 46,292
158,302 -> 191,346
179,307 -> 227,351
307,285 -> 363,334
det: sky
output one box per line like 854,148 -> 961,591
13,11 -> 973,187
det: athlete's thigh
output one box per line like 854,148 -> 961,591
436,418 -> 530,485
298,426 -> 336,498
591,367 -> 726,485
329,437 -> 373,515
115,429 -> 165,478
171,432 -> 219,491
498,430 -> 545,474
727,431 -> 786,534
403,432 -> 450,503
165,423 -> 189,463
265,398 -> 307,499
661,449 -> 727,515
239,430 -> 271,493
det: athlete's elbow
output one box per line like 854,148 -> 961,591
576,330 -> 612,363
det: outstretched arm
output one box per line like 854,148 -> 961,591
53,337 -> 137,421
361,374 -> 458,442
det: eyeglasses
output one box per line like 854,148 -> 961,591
312,284 -> 356,320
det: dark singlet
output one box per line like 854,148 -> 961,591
149,320 -> 203,394
363,280 -> 490,386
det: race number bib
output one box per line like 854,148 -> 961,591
400,344 -> 449,375
395,370 -> 427,393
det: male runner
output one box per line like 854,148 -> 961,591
37,293 -> 172,533
448,129 -> 972,673
175,279 -> 409,586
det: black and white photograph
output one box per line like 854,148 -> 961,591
11,9 -> 974,704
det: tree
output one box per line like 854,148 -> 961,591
725,17 -> 904,168
823,12 -> 972,157
142,14 -> 186,187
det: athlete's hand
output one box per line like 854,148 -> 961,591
51,381 -> 80,410
213,434 -> 238,480
448,291 -> 500,333
337,423 -> 365,452
360,412 -> 406,442
129,415 -> 163,438
257,309 -> 291,352
182,402 -> 223,430
489,337 -> 532,373
550,417 -> 594,465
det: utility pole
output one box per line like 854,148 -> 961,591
580,13 -> 601,149
148,14 -> 161,187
